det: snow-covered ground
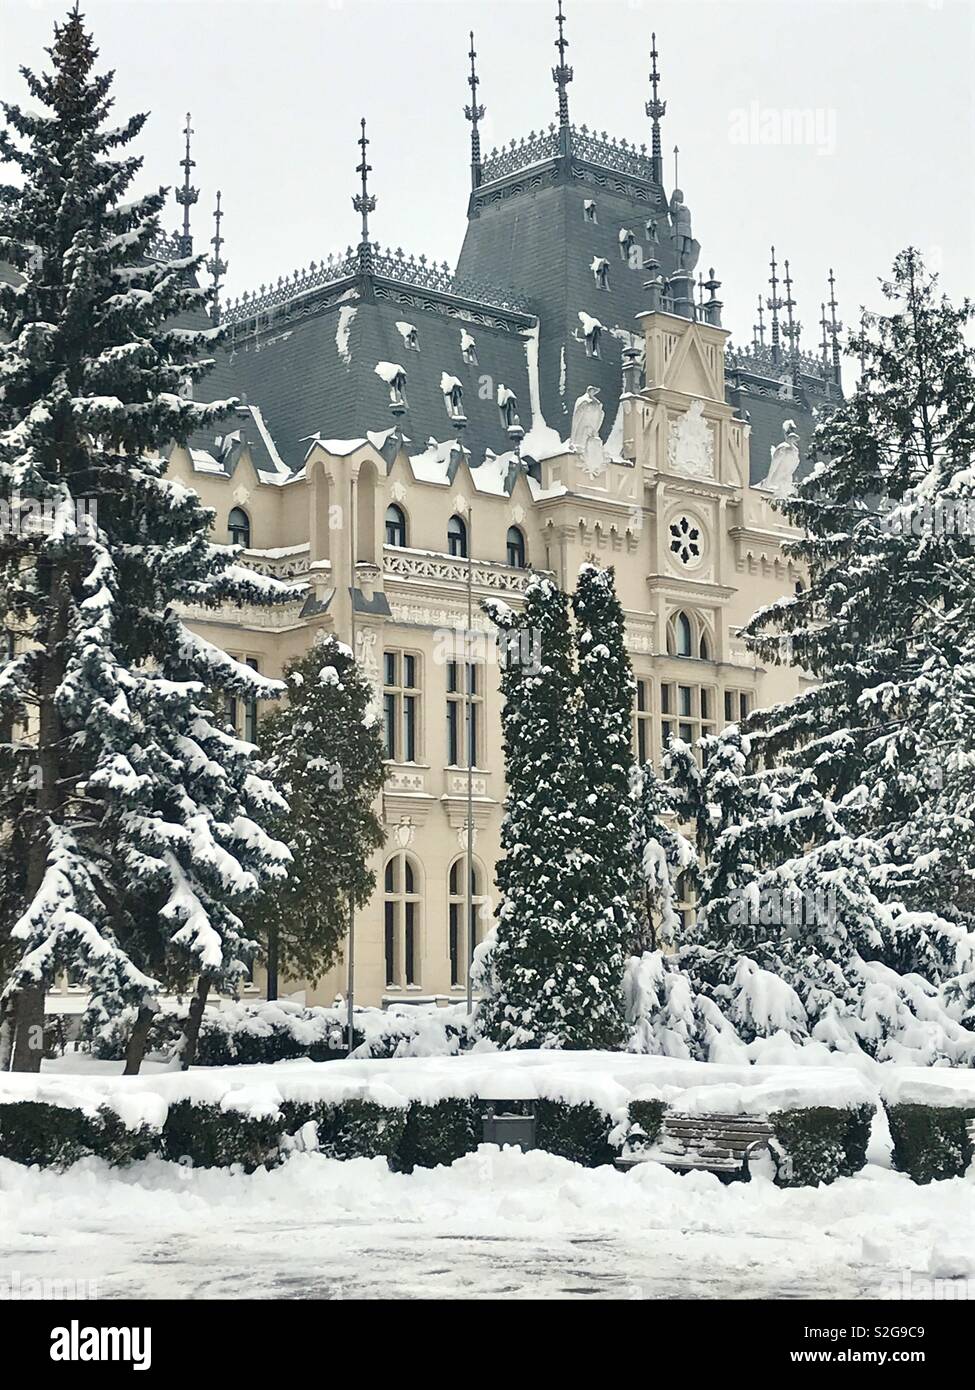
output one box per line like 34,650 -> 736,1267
2,1143 -> 973,1300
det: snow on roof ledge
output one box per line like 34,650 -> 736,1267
300,435 -> 370,461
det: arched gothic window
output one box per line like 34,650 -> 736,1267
228,507 -> 251,548
384,853 -> 421,987
447,514 -> 468,559
385,503 -> 407,548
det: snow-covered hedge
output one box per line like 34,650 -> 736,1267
885,1105 -> 975,1185
0,1051 -> 892,1180
94,999 -> 471,1066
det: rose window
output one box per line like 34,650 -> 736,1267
669,515 -> 702,566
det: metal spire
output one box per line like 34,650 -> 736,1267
207,191 -> 228,325
465,31 -> 486,189
673,144 -> 679,189
819,301 -> 830,370
827,267 -> 843,382
553,0 -> 573,131
352,118 -> 377,275
175,112 -> 199,256
753,294 -> 766,350
767,246 -> 783,365
782,258 -> 801,357
645,32 -> 666,185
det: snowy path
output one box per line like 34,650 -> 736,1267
2,1147 -> 973,1300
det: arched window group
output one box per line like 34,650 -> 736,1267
381,852 -> 494,992
381,503 -> 527,570
667,610 -> 711,662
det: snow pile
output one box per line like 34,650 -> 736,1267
3,1144 -> 975,1299
95,997 -> 471,1067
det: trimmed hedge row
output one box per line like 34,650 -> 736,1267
0,1092 -> 911,1185
0,1095 -> 616,1174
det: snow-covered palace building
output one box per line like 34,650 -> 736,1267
158,17 -> 844,1008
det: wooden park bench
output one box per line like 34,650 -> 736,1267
615,1112 -> 777,1182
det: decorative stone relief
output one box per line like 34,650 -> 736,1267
667,399 -> 714,479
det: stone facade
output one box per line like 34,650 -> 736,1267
164,307 -> 809,1009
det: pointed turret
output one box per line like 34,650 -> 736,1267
767,246 -> 783,366
352,118 -> 377,276
827,267 -> 843,385
175,112 -> 199,257
207,191 -> 227,325
645,32 -> 666,186
782,257 -> 802,382
465,31 -> 486,190
552,0 -> 574,148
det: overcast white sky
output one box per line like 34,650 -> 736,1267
2,0 -> 973,356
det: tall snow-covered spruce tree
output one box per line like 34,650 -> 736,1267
245,636 -> 386,997
477,567 -> 632,1050
0,7 -> 293,1071
572,563 -> 638,980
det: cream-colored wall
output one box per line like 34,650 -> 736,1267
166,310 -> 806,1009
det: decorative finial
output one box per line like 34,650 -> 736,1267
465,31 -> 486,189
827,267 -> 843,383
175,112 -> 199,257
673,144 -> 679,189
782,258 -> 801,362
819,301 -> 830,370
703,267 -> 722,328
207,190 -> 228,325
353,118 -> 377,274
553,0 -> 573,131
767,246 -> 783,365
645,32 -> 666,185
753,294 -> 766,350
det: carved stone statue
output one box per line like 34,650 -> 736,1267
668,188 -> 700,272
570,386 -> 606,478
763,419 -> 801,498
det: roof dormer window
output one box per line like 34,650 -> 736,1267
583,199 -> 598,224
591,257 -> 610,291
460,330 -> 478,366
396,320 -> 419,352
579,312 -> 603,359
440,372 -> 467,425
497,385 -> 518,431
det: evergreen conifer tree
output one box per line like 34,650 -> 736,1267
572,562 -> 638,983
245,636 -> 386,995
0,7 -> 292,1070
478,575 -> 625,1048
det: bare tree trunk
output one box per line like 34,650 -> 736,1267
0,999 -> 13,1072
266,920 -> 279,1002
179,976 -> 211,1071
10,987 -> 45,1072
123,1005 -> 156,1076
